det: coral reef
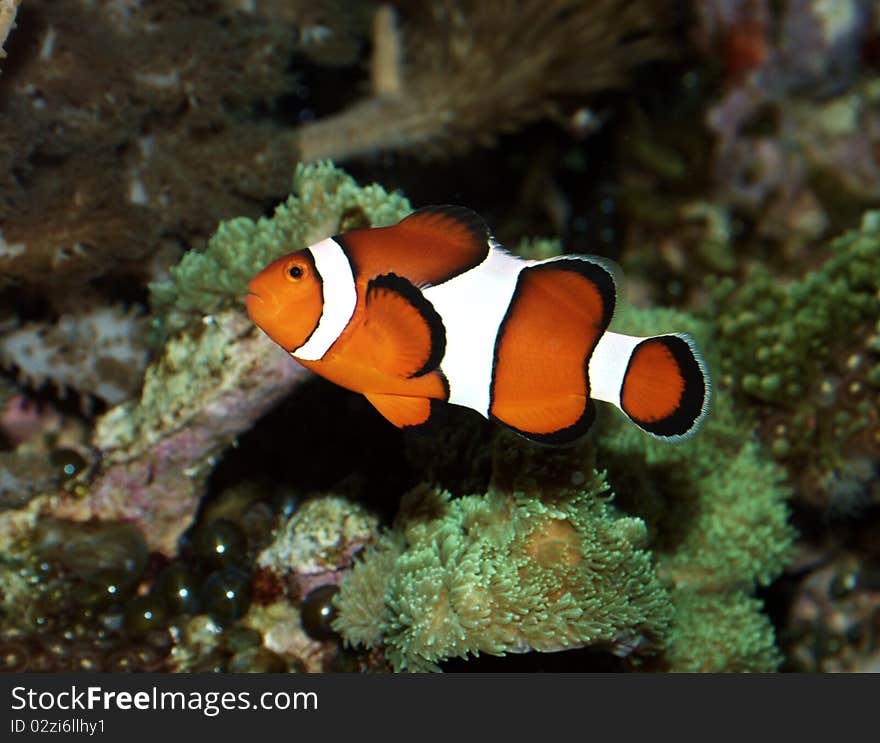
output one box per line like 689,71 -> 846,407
5,0 -> 878,670
0,162 -> 413,554
49,309 -> 309,555
257,495 -> 378,598
1,156 -> 792,672
295,0 -> 672,162
781,545 -> 880,672
700,0 -> 879,244
0,305 -> 148,407
335,475 -> 671,672
334,306 -> 794,672
711,212 -> 880,511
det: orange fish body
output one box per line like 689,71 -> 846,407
246,206 -> 709,443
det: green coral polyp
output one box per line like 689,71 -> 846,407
335,482 -> 672,672
711,211 -> 880,507
665,589 -> 782,673
331,303 -> 793,673
713,211 -> 880,408
136,161 -> 797,672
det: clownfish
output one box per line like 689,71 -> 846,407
246,206 -> 709,444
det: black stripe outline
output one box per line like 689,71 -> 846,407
333,233 -> 360,278
620,334 -> 709,439
493,399 -> 598,446
402,205 -> 492,286
366,272 -> 446,378
401,398 -> 446,432
335,205 -> 492,288
288,248 -> 324,353
488,257 -> 616,445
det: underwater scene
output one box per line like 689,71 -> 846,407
0,0 -> 878,673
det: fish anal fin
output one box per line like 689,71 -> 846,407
365,392 -> 433,429
361,273 -> 445,378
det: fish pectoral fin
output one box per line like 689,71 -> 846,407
363,273 -> 445,378
364,392 -> 434,428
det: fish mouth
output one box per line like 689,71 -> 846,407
245,290 -> 268,322
245,287 -> 284,332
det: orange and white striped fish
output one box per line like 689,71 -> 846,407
246,206 -> 710,444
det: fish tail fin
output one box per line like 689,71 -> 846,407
591,331 -> 710,440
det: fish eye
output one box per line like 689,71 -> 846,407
286,263 -> 304,281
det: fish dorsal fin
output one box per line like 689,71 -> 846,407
364,392 -> 434,428
337,206 -> 491,287
401,205 -> 491,249
362,273 -> 446,378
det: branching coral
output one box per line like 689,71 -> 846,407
0,157 -> 801,672
710,211 -> 880,510
149,161 -> 412,340
295,0 -> 672,162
